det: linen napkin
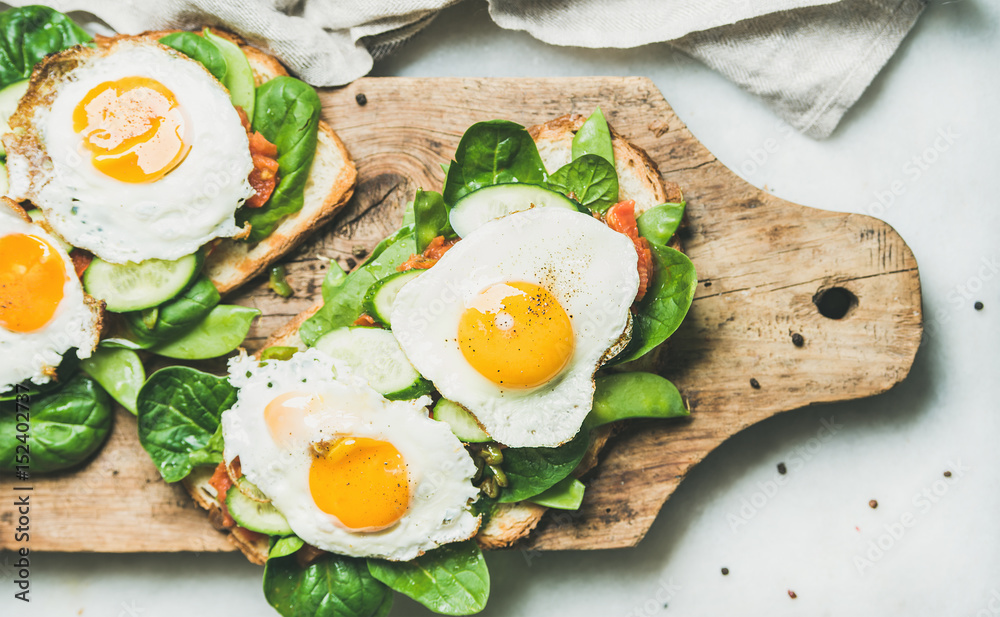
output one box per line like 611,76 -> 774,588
4,0 -> 925,138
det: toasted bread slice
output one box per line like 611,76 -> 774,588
89,29 -> 357,296
185,114 -> 678,562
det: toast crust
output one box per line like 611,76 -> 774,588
186,113 -> 681,563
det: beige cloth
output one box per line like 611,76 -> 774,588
6,0 -> 925,138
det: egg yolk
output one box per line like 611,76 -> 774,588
73,76 -> 189,183
309,437 -> 410,532
458,282 -> 574,389
0,233 -> 68,333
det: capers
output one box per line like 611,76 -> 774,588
477,444 -> 504,466
489,465 -> 508,488
479,476 -> 499,499
472,456 -> 485,483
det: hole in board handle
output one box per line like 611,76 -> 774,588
813,286 -> 857,320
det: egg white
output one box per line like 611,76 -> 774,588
0,207 -> 100,392
390,207 -> 639,448
222,349 -> 481,561
5,39 -> 254,264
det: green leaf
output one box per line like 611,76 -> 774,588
79,347 -> 145,415
545,154 -> 619,213
136,367 -> 237,482
158,31 -> 227,83
528,477 -> 586,510
0,6 -> 91,89
442,120 -> 547,206
123,275 -> 221,348
299,230 -> 416,347
368,540 -> 489,616
148,305 -> 259,360
584,372 -> 688,431
264,552 -> 392,617
614,243 -> 696,363
413,189 -> 451,252
499,432 -> 589,503
571,107 -> 614,166
636,202 -> 686,246
202,28 -> 255,118
240,76 -> 321,243
0,374 -> 112,473
187,424 -> 225,467
269,535 -> 305,560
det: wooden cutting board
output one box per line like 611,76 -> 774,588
0,77 -> 922,554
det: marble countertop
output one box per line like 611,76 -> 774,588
7,1 -> 998,615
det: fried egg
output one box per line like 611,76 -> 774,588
223,349 -> 481,561
390,208 -> 639,448
0,205 -> 100,392
4,39 -> 254,264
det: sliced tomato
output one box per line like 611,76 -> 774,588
208,461 -> 236,529
397,236 -> 457,272
605,200 -> 653,303
353,313 -> 377,327
69,249 -> 93,280
246,153 -> 280,208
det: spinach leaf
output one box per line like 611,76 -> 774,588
79,347 -> 145,415
571,107 -> 614,166
265,551 -> 392,617
584,372 -> 688,431
137,367 -> 237,482
0,374 -> 111,473
187,424 -> 225,467
413,189 -> 451,252
269,535 -> 305,560
158,31 -> 227,83
148,305 -> 259,360
545,154 -> 619,214
299,230 -> 416,346
0,6 -> 91,89
614,244 -> 697,364
368,540 -> 489,616
124,275 -> 221,347
322,261 -> 348,298
240,76 -> 321,244
528,477 -> 585,510
636,202 -> 686,246
442,120 -> 546,206
499,432 -> 589,503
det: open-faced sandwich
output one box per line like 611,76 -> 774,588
134,107 -> 697,616
0,5 -> 355,474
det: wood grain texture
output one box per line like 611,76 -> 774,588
0,76 -> 921,553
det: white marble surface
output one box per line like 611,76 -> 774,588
5,1 -> 999,615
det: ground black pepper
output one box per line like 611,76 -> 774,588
791,333 -> 805,347
777,462 -> 787,475
750,378 -> 761,389
355,93 -> 367,106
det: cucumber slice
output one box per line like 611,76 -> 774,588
203,28 -> 255,119
433,399 -> 490,443
449,183 -> 584,238
362,269 -> 423,326
314,327 -> 431,400
226,484 -> 292,535
0,79 -> 29,157
83,253 -> 202,313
